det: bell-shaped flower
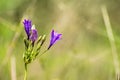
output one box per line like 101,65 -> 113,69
48,29 -> 62,50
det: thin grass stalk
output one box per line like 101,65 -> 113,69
101,5 -> 120,80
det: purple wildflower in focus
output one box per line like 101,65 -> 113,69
23,19 -> 32,39
30,25 -> 38,42
48,29 -> 62,50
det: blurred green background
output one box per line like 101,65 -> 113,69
0,0 -> 120,80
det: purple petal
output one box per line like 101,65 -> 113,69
53,32 -> 62,40
23,19 -> 32,39
51,33 -> 62,46
50,30 -> 55,45
54,34 -> 62,41
30,25 -> 38,42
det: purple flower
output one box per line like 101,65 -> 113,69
48,29 -> 62,50
30,25 -> 38,42
23,19 -> 32,39
23,19 -> 38,43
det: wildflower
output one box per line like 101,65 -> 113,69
48,29 -> 62,50
22,19 -> 62,80
23,18 -> 46,63
23,19 -> 32,39
30,25 -> 38,43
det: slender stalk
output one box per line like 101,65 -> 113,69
101,5 -> 120,80
24,63 -> 27,80
11,56 -> 17,80
39,50 -> 48,57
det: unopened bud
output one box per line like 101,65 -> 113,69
24,38 -> 29,49
40,35 -> 46,46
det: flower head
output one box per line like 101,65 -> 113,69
23,19 -> 62,67
23,19 -> 32,39
48,29 -> 62,50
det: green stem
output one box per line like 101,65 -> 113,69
39,50 -> 47,56
24,63 -> 27,80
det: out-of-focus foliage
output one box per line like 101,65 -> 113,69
0,0 -> 120,80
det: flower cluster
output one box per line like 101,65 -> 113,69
23,19 -> 62,65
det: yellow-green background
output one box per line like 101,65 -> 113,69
0,0 -> 120,80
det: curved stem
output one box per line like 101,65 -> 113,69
24,63 -> 27,80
